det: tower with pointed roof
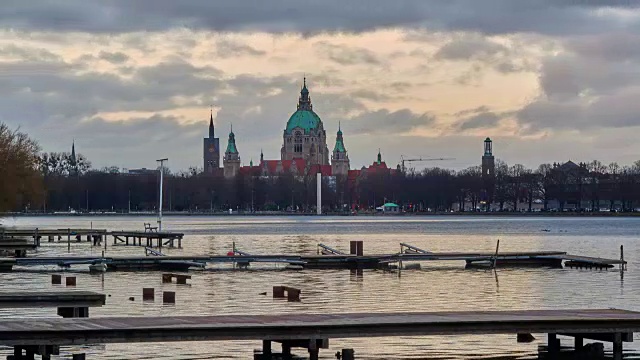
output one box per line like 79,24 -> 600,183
203,108 -> 220,174
331,123 -> 350,176
70,140 -> 78,176
223,126 -> 241,178
481,137 -> 496,211
281,77 -> 330,166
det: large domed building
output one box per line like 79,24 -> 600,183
280,78 -> 330,166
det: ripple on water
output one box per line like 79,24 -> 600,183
1,215 -> 639,359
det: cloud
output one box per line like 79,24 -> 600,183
98,51 -> 129,64
434,35 -> 507,61
214,39 -> 266,58
346,109 -> 435,135
0,1 -> 636,36
458,111 -> 502,130
315,42 -> 381,65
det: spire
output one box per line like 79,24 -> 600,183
377,149 -> 382,165
71,140 -> 76,161
333,124 -> 346,154
250,158 -> 253,167
260,149 -> 264,162
225,126 -> 238,154
208,106 -> 214,138
297,76 -> 312,111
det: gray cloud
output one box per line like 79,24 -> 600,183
98,51 -> 129,64
434,36 -> 507,61
346,109 -> 434,135
459,112 -> 502,130
315,42 -> 381,66
1,1 -> 633,36
214,39 -> 266,58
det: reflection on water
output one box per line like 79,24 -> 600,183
0,215 -> 639,359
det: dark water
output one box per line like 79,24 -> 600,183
0,215 -> 638,359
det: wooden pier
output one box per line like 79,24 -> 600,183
111,231 -> 184,248
0,291 -> 105,320
0,309 -> 637,359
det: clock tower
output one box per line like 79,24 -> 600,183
203,110 -> 220,174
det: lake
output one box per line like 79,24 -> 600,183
0,215 -> 638,359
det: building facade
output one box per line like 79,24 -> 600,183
280,78 -> 330,166
331,124 -> 350,176
203,112 -> 220,174
223,128 -> 240,178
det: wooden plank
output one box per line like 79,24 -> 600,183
0,309 -> 637,346
0,291 -> 105,308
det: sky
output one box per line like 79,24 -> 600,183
2,1 -> 640,172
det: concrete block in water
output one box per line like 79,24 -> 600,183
143,288 -> 154,301
65,277 -> 76,287
163,291 -> 175,304
51,274 -> 62,285
273,286 -> 285,298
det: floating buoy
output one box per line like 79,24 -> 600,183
227,251 -> 235,256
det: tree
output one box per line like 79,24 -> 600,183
0,124 -> 43,212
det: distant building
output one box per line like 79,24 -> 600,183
331,124 -> 350,176
203,110 -> 221,174
223,127 -> 241,178
481,137 -> 496,210
280,77 -> 330,166
126,168 -> 157,176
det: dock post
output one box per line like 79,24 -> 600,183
547,333 -> 559,356
620,245 -> 625,271
67,228 -> 71,252
72,354 -> 86,360
613,332 -> 623,360
574,336 -> 583,351
262,340 -> 271,356
281,343 -> 292,360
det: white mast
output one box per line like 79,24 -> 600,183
156,158 -> 168,231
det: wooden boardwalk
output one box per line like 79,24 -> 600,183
0,309 -> 637,359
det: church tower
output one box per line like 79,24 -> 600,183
223,127 -> 241,178
331,124 -> 350,176
203,110 -> 220,174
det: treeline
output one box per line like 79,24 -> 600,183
2,118 -> 640,213
33,156 -> 640,213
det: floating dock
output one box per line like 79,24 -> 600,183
0,309 -> 637,359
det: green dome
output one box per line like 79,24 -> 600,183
286,110 -> 322,134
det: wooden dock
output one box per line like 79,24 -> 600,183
0,246 -> 626,272
0,291 -> 105,308
0,309 -> 637,359
111,230 -> 183,248
0,228 -> 184,249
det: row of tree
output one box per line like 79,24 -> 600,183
34,154 -> 640,213
3,122 -> 640,213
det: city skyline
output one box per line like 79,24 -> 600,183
1,1 -> 640,171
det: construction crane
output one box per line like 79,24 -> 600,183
400,155 -> 455,173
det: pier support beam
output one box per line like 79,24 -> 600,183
547,333 -> 560,356
574,336 -> 583,351
613,332 -> 623,360
262,340 -> 271,356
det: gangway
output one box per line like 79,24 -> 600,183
400,243 -> 431,254
317,243 -> 346,255
145,247 -> 165,256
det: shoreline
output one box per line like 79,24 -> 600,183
3,211 -> 639,217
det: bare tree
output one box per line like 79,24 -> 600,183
0,124 -> 43,212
